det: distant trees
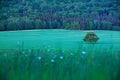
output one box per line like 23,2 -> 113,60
0,22 -> 4,31
0,0 -> 120,31
65,21 -> 80,30
102,20 -> 112,30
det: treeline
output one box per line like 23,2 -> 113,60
0,0 -> 120,31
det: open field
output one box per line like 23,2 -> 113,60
0,30 -> 120,51
0,30 -> 120,80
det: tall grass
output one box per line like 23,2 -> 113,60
0,47 -> 120,80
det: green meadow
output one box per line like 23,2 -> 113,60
0,30 -> 120,80
0,30 -> 120,50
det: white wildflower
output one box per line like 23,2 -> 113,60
60,56 -> 63,59
82,51 -> 86,54
38,56 -> 41,60
51,59 -> 55,63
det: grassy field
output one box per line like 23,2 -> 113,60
0,30 -> 120,51
0,30 -> 120,80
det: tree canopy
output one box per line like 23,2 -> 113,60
0,0 -> 120,31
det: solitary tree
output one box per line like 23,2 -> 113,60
83,31 -> 99,43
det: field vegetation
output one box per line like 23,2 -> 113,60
0,47 -> 120,80
0,30 -> 120,80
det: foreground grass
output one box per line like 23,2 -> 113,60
0,47 -> 120,80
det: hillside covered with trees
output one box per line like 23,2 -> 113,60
0,0 -> 120,31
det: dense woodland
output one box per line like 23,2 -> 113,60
0,0 -> 120,31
